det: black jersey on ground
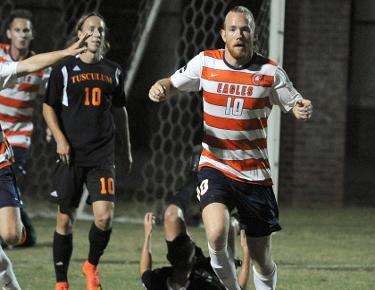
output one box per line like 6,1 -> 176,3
141,266 -> 225,290
44,56 -> 125,166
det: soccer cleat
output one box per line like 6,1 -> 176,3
82,260 -> 102,290
55,281 -> 69,290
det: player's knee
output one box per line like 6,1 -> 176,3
251,252 -> 274,274
1,228 -> 23,246
56,215 -> 74,234
164,206 -> 181,225
94,214 -> 112,230
207,229 -> 227,250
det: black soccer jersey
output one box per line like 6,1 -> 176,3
141,266 -> 225,290
44,56 -> 126,166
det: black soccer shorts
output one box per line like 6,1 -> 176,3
197,167 -> 281,237
50,161 -> 115,213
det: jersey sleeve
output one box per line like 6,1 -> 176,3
170,52 -> 203,92
0,61 -> 18,88
44,65 -> 64,109
112,66 -> 126,107
270,67 -> 302,113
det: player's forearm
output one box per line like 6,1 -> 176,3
42,103 -> 65,142
16,50 -> 70,77
139,234 -> 152,276
238,249 -> 250,290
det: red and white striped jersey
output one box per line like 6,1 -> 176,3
0,44 -> 49,149
171,49 -> 302,185
0,61 -> 18,169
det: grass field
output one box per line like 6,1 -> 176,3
5,206 -> 375,290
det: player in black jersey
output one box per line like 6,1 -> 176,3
43,12 -> 132,290
141,212 -> 250,290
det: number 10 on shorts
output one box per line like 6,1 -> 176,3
196,179 -> 209,201
100,177 -> 114,195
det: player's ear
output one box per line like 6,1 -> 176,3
6,29 -> 12,40
220,28 -> 226,43
77,29 -> 83,39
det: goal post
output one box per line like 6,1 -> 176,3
267,0 -> 286,199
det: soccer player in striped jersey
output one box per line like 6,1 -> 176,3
0,9 -> 50,248
43,12 -> 132,290
0,32 -> 90,290
149,6 -> 312,290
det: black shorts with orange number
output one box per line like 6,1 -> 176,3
49,161 -> 115,213
0,166 -> 23,208
197,167 -> 281,237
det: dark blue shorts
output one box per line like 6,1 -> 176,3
0,166 -> 23,208
197,167 -> 281,237
49,161 -> 116,213
11,146 -> 29,177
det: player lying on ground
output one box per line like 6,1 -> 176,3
140,212 -> 250,290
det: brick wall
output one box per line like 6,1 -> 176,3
279,0 -> 351,207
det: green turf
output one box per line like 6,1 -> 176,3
4,207 -> 375,289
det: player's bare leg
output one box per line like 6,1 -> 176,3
247,235 -> 277,290
163,204 -> 187,241
0,207 -> 23,246
202,202 -> 241,290
82,201 -> 113,290
0,207 -> 22,290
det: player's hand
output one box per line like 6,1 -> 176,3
56,134 -> 71,166
292,99 -> 313,121
64,31 -> 92,56
149,82 -> 167,102
144,212 -> 155,237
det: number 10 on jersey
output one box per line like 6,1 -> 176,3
225,97 -> 244,116
84,87 -> 102,106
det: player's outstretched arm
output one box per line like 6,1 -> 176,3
148,78 -> 179,102
238,230 -> 251,290
140,213 -> 154,277
43,103 -> 71,165
292,99 -> 313,121
16,32 -> 91,76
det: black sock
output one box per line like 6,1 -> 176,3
88,223 -> 112,266
53,232 -> 73,282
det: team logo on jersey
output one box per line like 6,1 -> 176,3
251,73 -> 273,86
73,65 -> 81,71
50,190 -> 58,197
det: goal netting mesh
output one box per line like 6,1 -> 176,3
0,0 -> 271,220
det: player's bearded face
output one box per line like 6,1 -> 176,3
7,18 -> 34,52
222,12 -> 254,61
79,16 -> 105,54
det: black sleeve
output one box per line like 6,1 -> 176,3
141,270 -> 153,290
44,64 -> 63,109
112,65 -> 126,107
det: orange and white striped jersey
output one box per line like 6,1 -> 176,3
0,61 -> 18,169
170,49 -> 302,185
0,44 -> 49,149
